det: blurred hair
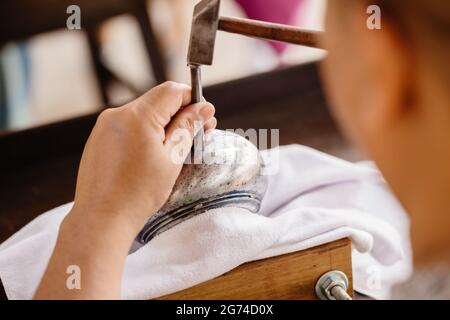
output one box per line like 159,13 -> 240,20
380,1 -> 449,37
378,0 -> 450,83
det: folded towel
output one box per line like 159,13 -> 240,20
0,145 -> 412,300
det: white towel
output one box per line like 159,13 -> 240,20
0,145 -> 413,300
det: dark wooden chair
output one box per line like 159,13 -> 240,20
0,0 -> 167,105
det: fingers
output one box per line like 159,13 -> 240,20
164,102 -> 215,151
138,81 -> 192,127
204,117 -> 217,134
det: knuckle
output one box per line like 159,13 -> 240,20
159,81 -> 179,92
207,117 -> 217,125
204,102 -> 214,109
138,103 -> 167,127
200,102 -> 215,113
178,117 -> 195,133
97,108 -> 115,124
96,108 -> 130,132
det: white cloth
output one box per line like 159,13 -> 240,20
0,145 -> 412,300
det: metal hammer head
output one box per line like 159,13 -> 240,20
187,0 -> 221,66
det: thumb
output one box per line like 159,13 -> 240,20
164,102 -> 215,159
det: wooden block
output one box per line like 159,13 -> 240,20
159,238 -> 353,300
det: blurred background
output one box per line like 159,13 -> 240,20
0,0 -> 326,131
1,0 -> 448,299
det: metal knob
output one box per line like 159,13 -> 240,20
315,271 -> 352,300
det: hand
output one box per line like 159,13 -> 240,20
35,82 -> 216,299
72,81 -> 216,233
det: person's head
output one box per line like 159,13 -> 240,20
321,0 -> 450,263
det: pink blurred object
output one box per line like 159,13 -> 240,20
235,0 -> 305,55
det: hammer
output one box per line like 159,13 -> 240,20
187,0 -> 323,147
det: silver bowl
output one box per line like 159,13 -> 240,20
136,129 -> 268,244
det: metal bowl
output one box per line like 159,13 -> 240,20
136,129 -> 268,244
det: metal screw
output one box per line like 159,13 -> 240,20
315,271 -> 352,300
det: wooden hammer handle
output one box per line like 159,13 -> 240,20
218,16 -> 324,49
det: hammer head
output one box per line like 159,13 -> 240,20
187,0 -> 221,66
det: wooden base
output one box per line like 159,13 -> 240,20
159,238 -> 353,300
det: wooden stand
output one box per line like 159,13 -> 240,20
159,238 -> 353,300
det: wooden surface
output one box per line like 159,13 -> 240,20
159,238 -> 353,300
0,279 -> 5,300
